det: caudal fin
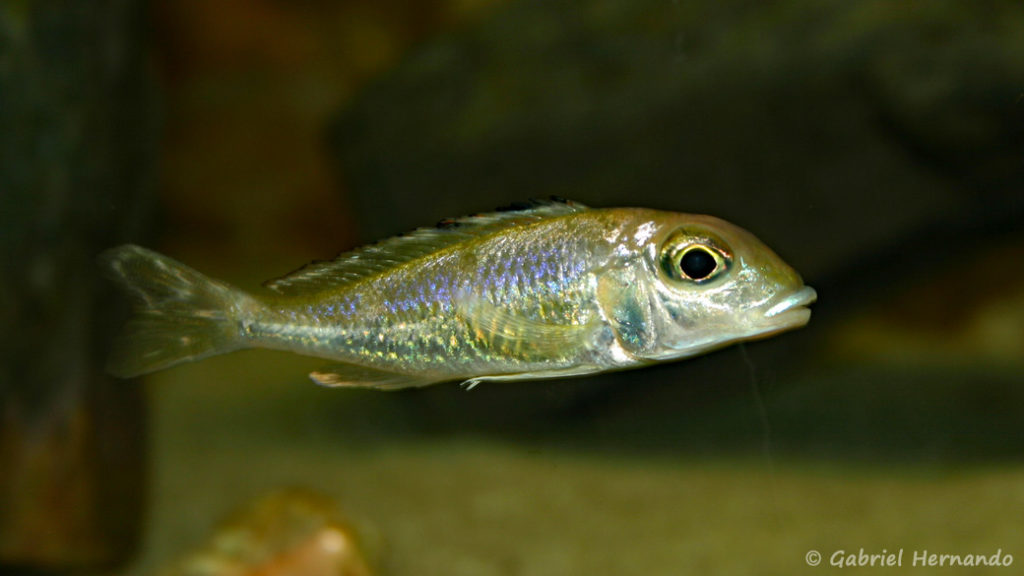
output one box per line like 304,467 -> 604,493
99,245 -> 259,378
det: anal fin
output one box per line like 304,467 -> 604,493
310,364 -> 441,391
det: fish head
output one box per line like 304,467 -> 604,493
622,212 -> 816,361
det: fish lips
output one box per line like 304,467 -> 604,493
758,286 -> 818,333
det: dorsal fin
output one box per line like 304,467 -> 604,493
263,197 -> 588,295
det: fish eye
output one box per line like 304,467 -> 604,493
659,231 -> 731,284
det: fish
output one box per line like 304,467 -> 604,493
99,198 -> 816,390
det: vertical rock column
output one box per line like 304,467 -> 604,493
0,1 -> 157,570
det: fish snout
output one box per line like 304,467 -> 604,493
760,286 -> 817,331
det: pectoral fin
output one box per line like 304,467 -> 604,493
310,364 -> 441,390
462,299 -> 593,355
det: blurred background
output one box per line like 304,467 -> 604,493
2,0 -> 1022,575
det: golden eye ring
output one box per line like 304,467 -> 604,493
659,231 -> 731,284
676,245 -> 722,281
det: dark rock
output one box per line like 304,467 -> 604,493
330,0 -> 1024,276
327,0 -> 1024,446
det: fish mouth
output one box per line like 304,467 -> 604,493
760,286 -> 817,331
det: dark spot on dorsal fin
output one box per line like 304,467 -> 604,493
435,218 -> 461,229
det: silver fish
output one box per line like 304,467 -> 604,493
100,199 -> 816,390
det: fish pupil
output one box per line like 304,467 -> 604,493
679,247 -> 717,280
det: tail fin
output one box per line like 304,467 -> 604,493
99,245 -> 258,378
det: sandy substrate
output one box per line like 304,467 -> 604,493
119,351 -> 1023,576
